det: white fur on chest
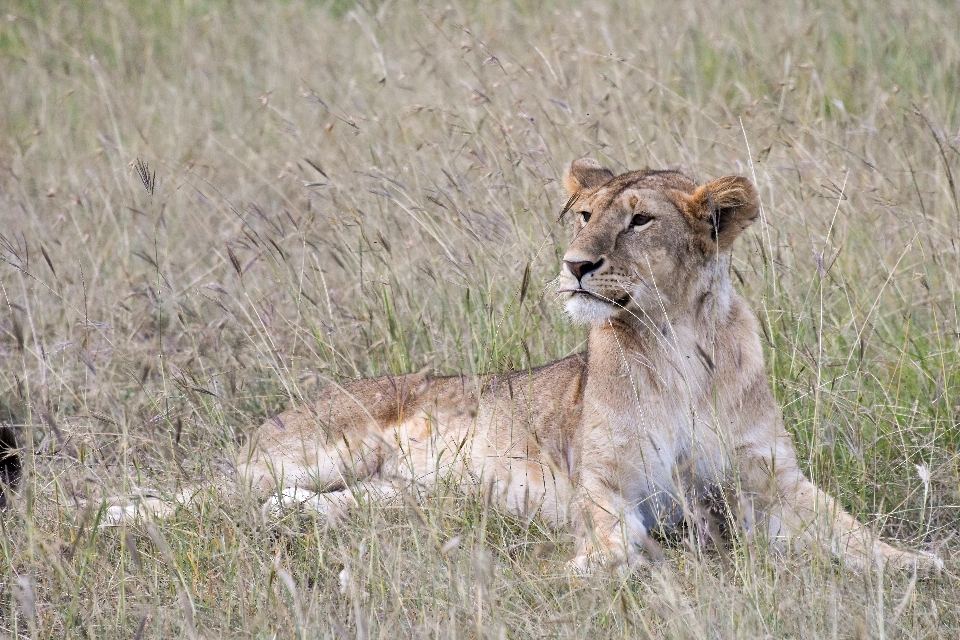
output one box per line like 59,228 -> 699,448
585,323 -> 734,529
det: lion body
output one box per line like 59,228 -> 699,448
117,159 -> 939,572
240,356 -> 585,529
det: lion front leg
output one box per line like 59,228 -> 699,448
569,482 -> 661,572
756,470 -> 942,573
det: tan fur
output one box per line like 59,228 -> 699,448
110,159 -> 940,574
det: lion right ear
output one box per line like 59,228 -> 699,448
682,175 -> 760,251
564,158 -> 614,195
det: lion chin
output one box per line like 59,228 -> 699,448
564,292 -> 618,325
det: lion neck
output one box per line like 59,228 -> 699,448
586,254 -> 736,371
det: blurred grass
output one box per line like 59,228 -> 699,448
0,0 -> 958,636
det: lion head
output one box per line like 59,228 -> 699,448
557,158 -> 761,326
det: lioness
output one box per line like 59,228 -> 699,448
115,159 -> 940,573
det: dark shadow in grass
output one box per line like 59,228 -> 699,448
0,425 -> 21,508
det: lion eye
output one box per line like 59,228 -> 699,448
579,211 -> 592,224
630,214 -> 653,228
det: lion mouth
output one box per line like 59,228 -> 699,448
558,287 -> 602,299
558,289 -> 631,307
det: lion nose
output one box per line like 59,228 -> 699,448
564,259 -> 603,281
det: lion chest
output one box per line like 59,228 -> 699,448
583,345 -> 735,529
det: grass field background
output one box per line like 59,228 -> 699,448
1,0 -> 958,636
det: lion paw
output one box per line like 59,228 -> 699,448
911,550 -> 944,575
262,488 -> 347,523
878,548 -> 944,575
566,552 -> 608,576
102,503 -> 139,527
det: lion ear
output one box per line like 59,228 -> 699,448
564,158 -> 614,195
683,175 -> 760,251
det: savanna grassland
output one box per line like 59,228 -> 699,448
1,0 -> 959,636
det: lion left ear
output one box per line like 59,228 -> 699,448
682,175 -> 760,251
563,158 -> 615,195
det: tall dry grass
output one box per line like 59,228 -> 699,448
0,0 -> 958,636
